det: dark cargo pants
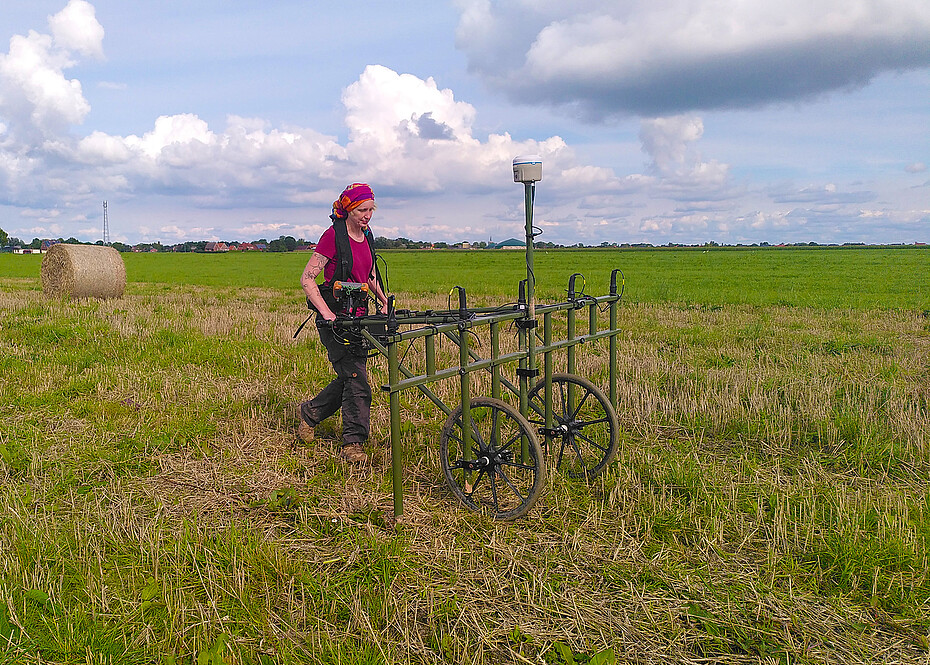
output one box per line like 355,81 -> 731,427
300,318 -> 371,445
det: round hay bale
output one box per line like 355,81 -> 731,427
41,243 -> 126,299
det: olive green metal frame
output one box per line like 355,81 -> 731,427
333,182 -> 624,519
341,270 -> 621,519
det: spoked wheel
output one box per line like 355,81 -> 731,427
528,373 -> 619,478
440,397 -> 546,520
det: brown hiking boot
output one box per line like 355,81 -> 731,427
339,443 -> 368,465
297,420 -> 314,443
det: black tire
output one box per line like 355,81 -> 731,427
440,397 -> 546,520
527,373 -> 619,478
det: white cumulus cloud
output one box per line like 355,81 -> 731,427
638,115 -> 729,193
48,0 -> 105,59
0,0 -> 103,140
342,64 -> 568,191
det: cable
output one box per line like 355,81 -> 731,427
376,254 -> 390,293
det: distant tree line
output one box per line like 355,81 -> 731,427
375,237 -> 441,249
0,232 -> 306,253
0,226 -> 922,253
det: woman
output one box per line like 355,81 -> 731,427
298,183 -> 389,464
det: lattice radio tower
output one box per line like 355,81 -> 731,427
102,201 -> 110,245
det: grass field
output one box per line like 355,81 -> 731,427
1,247 -> 929,663
5,245 -> 929,308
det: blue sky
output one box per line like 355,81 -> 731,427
1,0 -> 928,247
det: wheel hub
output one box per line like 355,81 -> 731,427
455,447 -> 513,471
540,419 -> 579,439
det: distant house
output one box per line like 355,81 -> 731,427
204,242 -> 229,252
239,242 -> 257,251
492,238 -> 525,250
40,239 -> 60,252
254,243 -> 268,251
295,243 -> 317,252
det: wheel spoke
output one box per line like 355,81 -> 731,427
575,416 -> 610,427
468,425 -> 489,454
492,428 -> 525,455
569,389 -> 593,421
574,430 -> 609,453
556,437 -> 568,470
495,467 -> 527,503
499,460 -> 538,472
527,400 -> 545,419
561,434 -> 592,470
452,417 -> 488,454
556,381 -> 569,419
489,472 -> 500,512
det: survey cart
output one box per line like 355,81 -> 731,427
325,156 -> 625,520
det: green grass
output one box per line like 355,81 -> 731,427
1,247 -> 930,663
133,245 -> 930,308
4,245 -> 929,307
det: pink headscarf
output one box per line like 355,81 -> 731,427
332,183 -> 375,219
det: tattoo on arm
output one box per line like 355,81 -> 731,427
302,253 -> 329,283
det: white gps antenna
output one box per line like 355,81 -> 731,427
512,155 -> 542,183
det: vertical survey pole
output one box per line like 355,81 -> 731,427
523,179 -> 538,437
513,154 -> 542,410
514,155 -> 542,461
523,180 -> 537,322
513,155 -> 542,310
